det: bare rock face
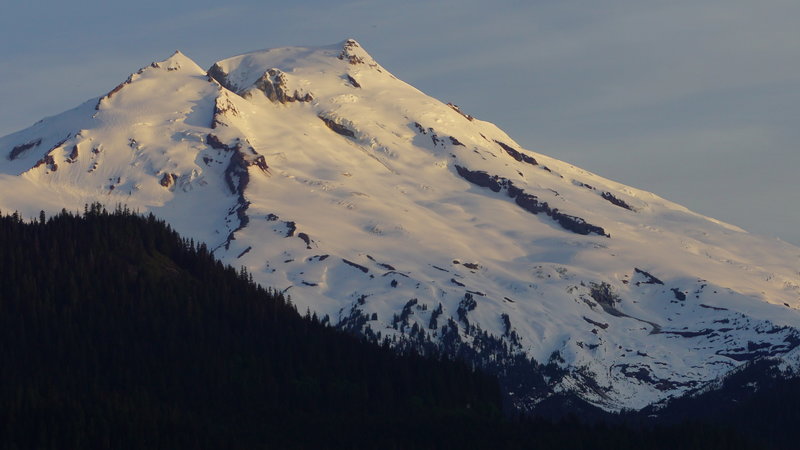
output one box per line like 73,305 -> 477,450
95,78 -> 130,110
208,63 -> 312,104
495,140 -> 537,166
66,145 -> 79,163
30,137 -> 70,172
455,164 -> 608,237
338,39 -> 365,65
336,39 -> 382,72
319,116 -> 356,137
207,63 -> 233,91
33,154 -> 58,172
601,191 -> 635,211
206,134 -> 269,195
211,93 -> 240,129
8,139 -> 41,160
447,103 -> 474,121
205,133 -> 270,250
226,144 -> 269,195
346,74 -> 361,88
252,68 -> 313,103
159,173 -> 178,189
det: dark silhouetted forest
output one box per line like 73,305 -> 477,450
633,358 -> 800,450
0,205 -> 772,449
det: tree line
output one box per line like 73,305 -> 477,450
0,205 -> 768,448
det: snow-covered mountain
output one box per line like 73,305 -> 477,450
2,39 -> 799,411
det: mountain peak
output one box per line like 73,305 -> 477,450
150,50 -> 204,74
336,38 -> 372,65
206,38 -> 386,97
341,38 -> 360,47
1,41 -> 799,414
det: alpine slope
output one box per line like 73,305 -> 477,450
2,39 -> 799,411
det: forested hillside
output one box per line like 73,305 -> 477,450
0,206 -> 758,449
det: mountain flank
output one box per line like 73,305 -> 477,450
1,207 -> 771,448
1,39 -> 799,412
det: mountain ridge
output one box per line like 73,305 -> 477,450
1,39 -> 799,412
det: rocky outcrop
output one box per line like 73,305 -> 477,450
495,140 -> 538,166
94,67 -> 148,110
346,74 -> 361,88
297,232 -> 312,249
342,258 -> 369,273
446,103 -> 474,121
211,94 -> 240,129
319,116 -> 356,137
205,134 -> 229,151
207,134 -> 269,195
224,145 -> 269,195
633,268 -> 664,285
33,154 -> 58,172
31,137 -> 71,173
8,139 -> 41,160
95,79 -> 129,110
453,260 -> 481,271
455,165 -> 608,236
338,39 -> 366,65
575,181 -> 635,212
207,63 -> 236,92
283,221 -> 296,237
251,68 -> 313,103
671,288 -> 687,301
601,191 -> 635,211
411,122 -> 466,149
206,134 -> 269,249
66,145 -> 79,163
159,173 -> 178,189
150,52 -> 183,71
210,61 -> 312,103
589,282 -> 620,310
449,136 -> 465,146
583,316 -> 610,330
455,165 -> 503,191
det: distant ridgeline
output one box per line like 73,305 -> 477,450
0,205 -> 781,449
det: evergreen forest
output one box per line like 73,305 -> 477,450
0,206 -> 791,449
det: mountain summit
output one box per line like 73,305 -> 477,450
2,40 -> 799,411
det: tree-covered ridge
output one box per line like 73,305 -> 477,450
0,206 -> 760,449
0,206 -> 503,449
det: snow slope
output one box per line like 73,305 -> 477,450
2,39 -> 799,411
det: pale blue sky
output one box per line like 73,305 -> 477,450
1,0 -> 798,244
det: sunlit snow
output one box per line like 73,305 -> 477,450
1,40 -> 799,411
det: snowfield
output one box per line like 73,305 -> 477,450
2,39 -> 799,411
